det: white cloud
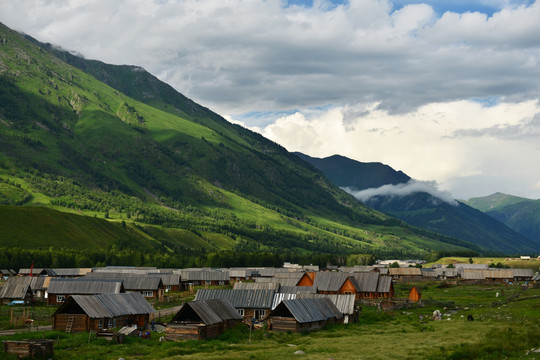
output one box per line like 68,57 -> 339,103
1,0 -> 540,199
343,180 -> 459,205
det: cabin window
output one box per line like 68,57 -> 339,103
238,309 -> 244,316
56,295 -> 65,303
98,319 -> 103,329
166,285 -> 172,290
108,319 -> 113,328
259,310 -> 266,318
142,291 -> 154,297
219,281 -> 225,285
344,291 -> 352,295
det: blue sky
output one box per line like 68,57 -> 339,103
286,0 -> 535,15
1,0 -> 540,199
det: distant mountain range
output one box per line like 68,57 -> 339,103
466,193 -> 540,244
0,22 -> 480,263
296,153 -> 540,254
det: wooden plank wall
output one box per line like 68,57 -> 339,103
53,314 -> 88,332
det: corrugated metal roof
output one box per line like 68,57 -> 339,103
0,277 -> 32,299
84,273 -> 163,290
271,293 -> 296,310
276,298 -> 342,323
351,273 -> 379,292
47,279 -> 123,295
233,282 -> 280,292
461,270 -> 485,280
297,293 -> 355,315
52,268 -> 93,276
195,289 -> 275,309
179,270 -> 230,281
388,268 -> 422,276
376,276 -> 393,293
53,292 -> 155,318
532,273 -> 540,281
512,269 -> 533,278
313,272 -> 351,292
453,264 -> 489,270
483,270 -> 513,279
279,286 -> 317,294
155,274 -> 180,286
171,299 -> 242,325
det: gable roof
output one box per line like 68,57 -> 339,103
296,293 -> 356,315
47,279 -> 123,294
195,289 -> 275,309
313,272 -> 354,292
84,273 -> 163,290
52,292 -> 155,318
0,277 -> 32,299
271,298 -> 342,323
351,272 -> 379,292
171,299 -> 242,325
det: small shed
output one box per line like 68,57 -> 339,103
408,285 -> 422,303
52,292 -> 155,333
266,298 -> 342,333
3,339 -> 55,359
166,299 -> 243,340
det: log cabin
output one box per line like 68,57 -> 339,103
51,292 -> 154,333
266,298 -> 342,333
46,279 -> 124,306
166,299 -> 243,340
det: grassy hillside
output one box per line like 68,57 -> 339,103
0,22 -> 481,264
465,192 -> 532,212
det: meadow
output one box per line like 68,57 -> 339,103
2,281 -> 539,359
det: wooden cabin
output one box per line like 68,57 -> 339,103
313,272 -> 359,297
51,293 -> 154,333
46,279 -> 124,306
166,299 -> 243,341
297,293 -> 358,324
0,277 -> 33,305
179,269 -> 230,288
84,272 -> 164,301
351,272 -> 379,300
296,272 -> 317,286
195,289 -> 275,323
408,285 -> 422,303
376,276 -> 394,299
388,268 -> 422,280
266,298 -> 342,333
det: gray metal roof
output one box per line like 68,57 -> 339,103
233,282 -> 280,292
273,298 -> 342,323
154,274 -> 180,286
271,293 -> 297,310
279,285 -> 317,294
297,293 -> 356,315
52,292 -> 155,318
461,270 -> 485,280
313,272 -> 353,292
512,268 -> 533,278
84,273 -> 163,290
0,277 -> 32,299
171,299 -> 242,325
52,268 -> 92,277
351,273 -> 379,292
47,279 -> 123,295
254,277 -> 300,286
195,289 -> 275,309
376,276 -> 393,293
532,273 -> 540,281
179,270 -> 230,282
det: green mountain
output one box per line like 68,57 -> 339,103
295,153 -> 411,190
466,193 -> 540,245
0,22 -> 479,267
297,153 -> 538,254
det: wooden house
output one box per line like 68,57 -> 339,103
155,273 -> 180,292
512,268 -> 534,282
376,276 -> 394,299
195,289 -> 275,322
297,293 -> 358,324
166,299 -> 243,340
408,285 -> 422,303
46,279 -> 124,306
179,269 -> 230,288
51,292 -> 155,332
266,298 -> 342,333
460,270 -> 485,282
483,270 -> 514,283
312,272 -> 359,297
0,277 -> 33,305
296,272 -> 317,286
51,268 -> 92,278
84,273 -> 164,301
351,272 -> 379,300
388,268 -> 422,280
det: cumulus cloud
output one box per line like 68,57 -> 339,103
1,0 -> 539,115
343,180 -> 459,205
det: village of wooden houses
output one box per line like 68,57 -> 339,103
1,259 -> 540,359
